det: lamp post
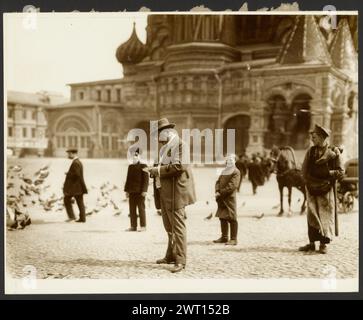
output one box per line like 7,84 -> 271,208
214,72 -> 222,129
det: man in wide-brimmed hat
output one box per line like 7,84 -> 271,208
148,118 -> 196,273
299,124 -> 344,254
63,148 -> 88,223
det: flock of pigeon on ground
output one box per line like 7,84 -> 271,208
6,163 -> 156,230
6,163 -> 278,231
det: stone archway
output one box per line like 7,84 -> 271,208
54,114 -> 91,158
264,92 -> 312,150
223,114 -> 251,156
289,93 -> 312,150
264,94 -> 289,148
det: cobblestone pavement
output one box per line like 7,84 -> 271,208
6,158 -> 359,280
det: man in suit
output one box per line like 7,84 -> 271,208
124,149 -> 149,232
63,148 -> 88,223
148,118 -> 196,273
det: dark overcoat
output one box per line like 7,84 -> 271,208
302,144 -> 344,240
63,158 -> 88,196
124,162 -> 149,194
215,167 -> 240,220
248,161 -> 265,186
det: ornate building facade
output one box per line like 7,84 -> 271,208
47,15 -> 358,160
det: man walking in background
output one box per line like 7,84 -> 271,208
235,153 -> 247,192
248,155 -> 264,195
124,149 -> 149,232
63,148 -> 88,223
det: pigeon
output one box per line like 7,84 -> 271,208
21,186 -> 31,196
9,165 -> 22,172
204,213 -> 213,220
40,164 -> 50,171
38,171 -> 49,179
34,179 -> 44,186
22,177 -> 32,185
34,167 -> 48,176
113,210 -> 122,216
255,213 -> 264,219
110,200 -> 119,210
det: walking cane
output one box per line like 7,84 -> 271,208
333,179 -> 339,237
332,150 -> 341,237
171,176 -> 175,256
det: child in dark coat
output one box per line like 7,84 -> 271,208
213,154 -> 241,245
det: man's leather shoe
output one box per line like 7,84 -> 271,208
171,264 -> 185,273
319,243 -> 328,254
298,243 -> 315,252
75,219 -> 85,223
225,240 -> 237,246
156,258 -> 175,264
125,227 -> 137,231
213,237 -> 228,243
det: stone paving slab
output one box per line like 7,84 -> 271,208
6,158 -> 359,280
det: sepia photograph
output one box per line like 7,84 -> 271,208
3,10 -> 359,294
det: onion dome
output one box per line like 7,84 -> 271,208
116,22 -> 147,64
277,15 -> 331,65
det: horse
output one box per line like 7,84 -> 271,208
271,146 -> 306,216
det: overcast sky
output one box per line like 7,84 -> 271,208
4,13 -> 148,98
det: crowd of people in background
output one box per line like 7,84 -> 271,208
235,149 -> 276,195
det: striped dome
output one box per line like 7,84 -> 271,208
116,23 -> 147,64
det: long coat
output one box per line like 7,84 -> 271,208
63,158 -> 88,196
302,144 -> 344,240
156,136 -> 196,211
124,162 -> 149,194
215,167 -> 240,221
248,161 -> 264,186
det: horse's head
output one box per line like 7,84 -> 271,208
273,147 -> 296,174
